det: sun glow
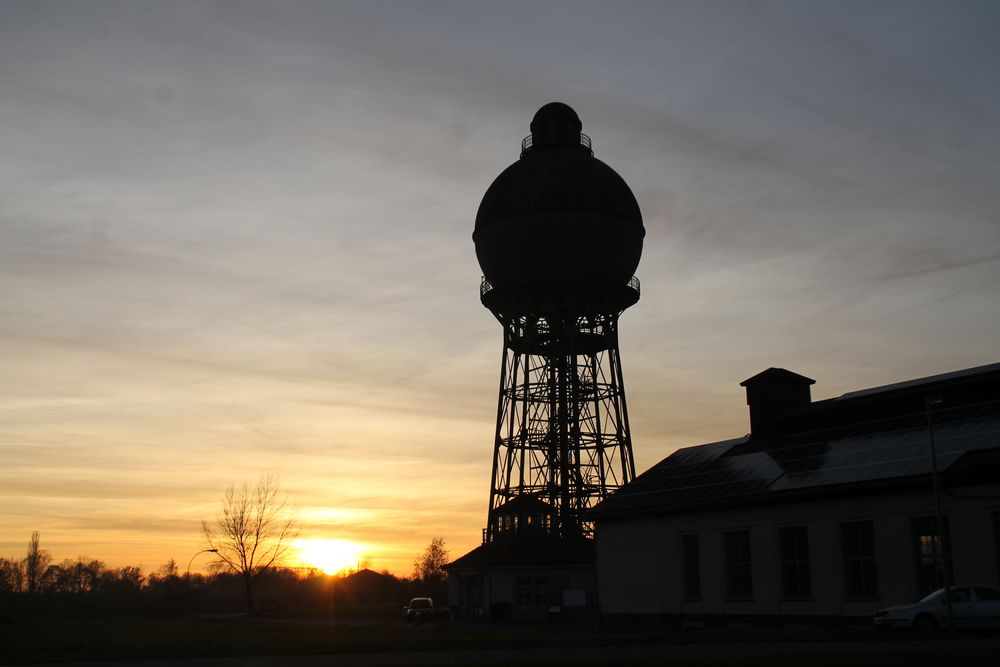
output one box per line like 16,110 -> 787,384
295,539 -> 367,575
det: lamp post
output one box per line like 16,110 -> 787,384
925,395 -> 953,634
186,548 -> 218,578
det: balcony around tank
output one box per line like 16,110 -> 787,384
521,132 -> 592,158
480,274 -> 640,299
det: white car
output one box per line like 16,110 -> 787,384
874,585 -> 1000,633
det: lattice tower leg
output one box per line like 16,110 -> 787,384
485,312 -> 636,541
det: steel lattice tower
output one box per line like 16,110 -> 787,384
473,103 -> 644,543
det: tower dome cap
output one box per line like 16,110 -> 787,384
530,102 -> 582,135
528,102 -> 585,152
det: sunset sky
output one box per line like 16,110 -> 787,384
2,0 -> 998,576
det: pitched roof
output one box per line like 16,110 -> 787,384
740,367 -> 816,387
835,362 -> 1000,401
445,536 -> 594,571
592,364 -> 1000,519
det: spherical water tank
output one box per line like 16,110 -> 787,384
474,103 -> 644,290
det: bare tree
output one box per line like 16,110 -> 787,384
202,474 -> 299,615
24,531 -> 51,595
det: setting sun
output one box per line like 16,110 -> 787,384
295,539 -> 368,575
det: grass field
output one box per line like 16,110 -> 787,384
1,613 -> 997,665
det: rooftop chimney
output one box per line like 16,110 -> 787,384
740,368 -> 815,442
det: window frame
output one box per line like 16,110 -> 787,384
513,575 -> 551,609
992,511 -> 1000,581
681,532 -> 701,601
910,514 -> 952,598
840,520 -> 879,600
724,529 -> 754,600
777,525 -> 813,600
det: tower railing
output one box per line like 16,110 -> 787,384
521,132 -> 593,157
480,274 -> 640,298
627,274 -> 640,296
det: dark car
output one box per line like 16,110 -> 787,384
402,597 -> 451,623
874,585 -> 1000,633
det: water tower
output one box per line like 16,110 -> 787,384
474,102 -> 644,542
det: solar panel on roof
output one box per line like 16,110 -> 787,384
594,405 -> 1000,516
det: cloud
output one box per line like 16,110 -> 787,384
1,0 -> 998,573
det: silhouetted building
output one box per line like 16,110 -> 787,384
592,363 -> 1000,627
447,102 -> 644,622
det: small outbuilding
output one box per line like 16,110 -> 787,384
446,532 -> 597,623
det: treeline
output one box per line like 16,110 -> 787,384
1,553 -> 145,598
1,561 -> 410,617
1,533 -> 448,619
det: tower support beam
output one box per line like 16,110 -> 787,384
486,307 -> 635,542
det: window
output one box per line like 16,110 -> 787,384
975,586 -> 1000,602
911,516 -> 951,597
949,587 -> 971,603
514,576 -> 550,608
778,526 -> 812,598
724,530 -> 753,598
681,533 -> 700,600
993,512 -> 1000,580
841,520 -> 878,598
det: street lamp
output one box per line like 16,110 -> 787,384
186,548 -> 219,578
925,395 -> 954,633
